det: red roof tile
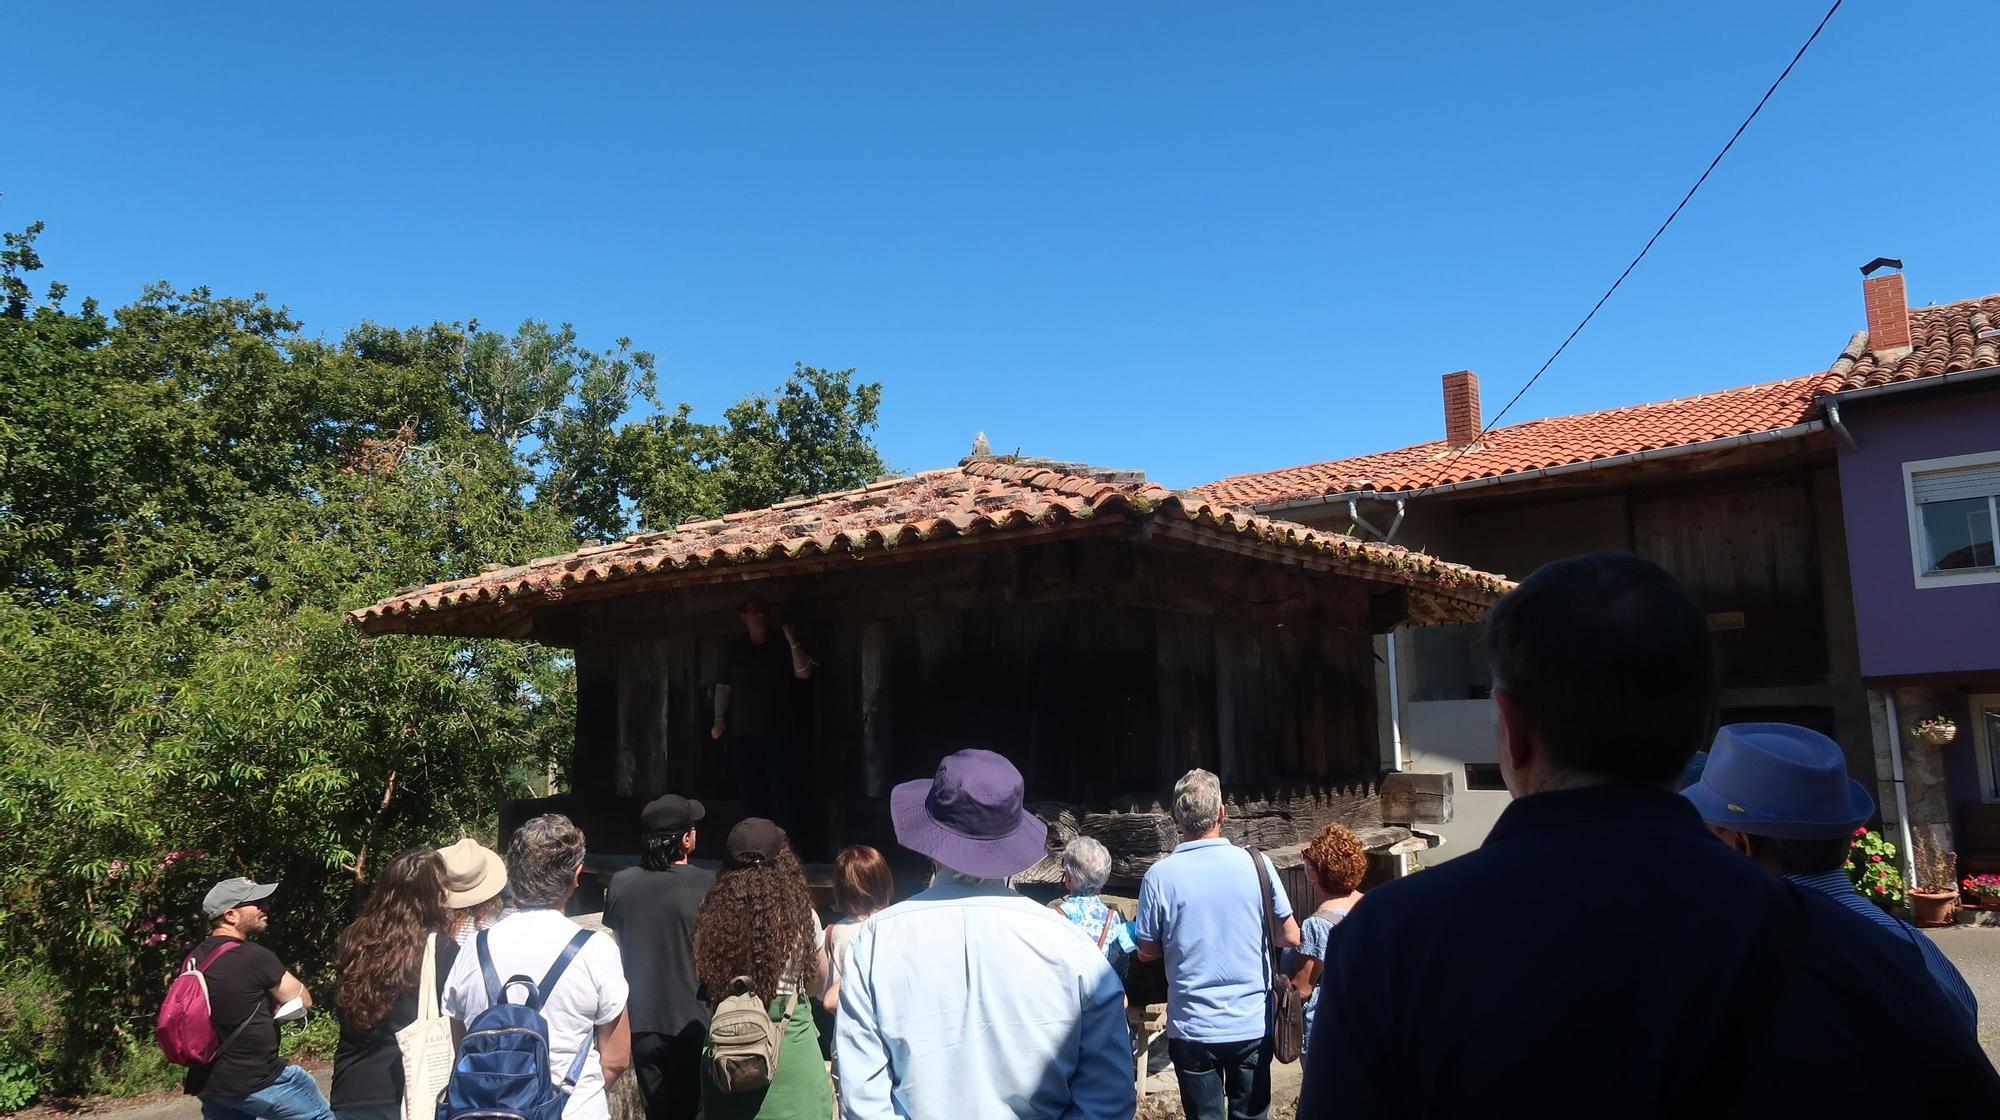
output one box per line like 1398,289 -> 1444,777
349,459 -> 1514,636
1193,374 -> 1828,507
1810,293 -> 2000,393
1194,291 -> 2000,509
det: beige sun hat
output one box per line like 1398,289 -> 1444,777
438,837 -> 507,908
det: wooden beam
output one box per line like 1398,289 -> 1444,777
1379,770 -> 1454,825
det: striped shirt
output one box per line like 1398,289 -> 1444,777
1788,870 -> 1978,1034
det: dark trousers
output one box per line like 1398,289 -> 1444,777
729,736 -> 793,830
1170,1036 -> 1272,1120
632,1028 -> 705,1120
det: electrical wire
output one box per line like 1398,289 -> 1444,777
1454,0 -> 1845,456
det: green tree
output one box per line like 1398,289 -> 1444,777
0,220 -> 887,1101
617,363 -> 885,530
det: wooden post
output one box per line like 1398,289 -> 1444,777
861,621 -> 891,798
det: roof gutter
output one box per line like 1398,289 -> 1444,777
1823,362 -> 2000,405
1253,418 -> 1830,515
1819,364 -> 2000,453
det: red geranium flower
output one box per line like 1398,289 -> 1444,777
1871,854 -> 1883,862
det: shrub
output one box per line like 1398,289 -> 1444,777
1846,828 -> 1906,907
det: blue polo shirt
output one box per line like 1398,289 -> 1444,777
1133,837 -> 1291,1043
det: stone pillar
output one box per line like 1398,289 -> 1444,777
1892,686 -> 1956,889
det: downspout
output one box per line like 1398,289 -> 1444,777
1884,692 -> 1918,889
1382,498 -> 1407,543
1346,498 -> 1387,542
1380,503 -> 1411,876
1823,397 -> 1858,453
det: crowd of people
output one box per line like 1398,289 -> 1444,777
169,552 -> 2000,1120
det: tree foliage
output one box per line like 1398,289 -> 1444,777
0,221 -> 885,1099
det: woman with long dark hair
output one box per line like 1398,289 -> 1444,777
692,819 -> 830,1120
330,848 -> 457,1120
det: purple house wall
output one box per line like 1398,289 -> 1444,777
1836,385 -> 2000,680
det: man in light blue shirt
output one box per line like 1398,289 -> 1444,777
1134,769 -> 1299,1120
836,749 -> 1133,1119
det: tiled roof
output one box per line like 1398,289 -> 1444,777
1193,374 -> 1827,507
1195,291 -> 2000,509
349,459 -> 1514,636
1812,293 -> 2000,392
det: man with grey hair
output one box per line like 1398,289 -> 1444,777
837,749 -> 1133,1118
1135,769 -> 1299,1120
443,815 -> 632,1119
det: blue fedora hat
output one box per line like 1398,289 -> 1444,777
1683,723 -> 1874,839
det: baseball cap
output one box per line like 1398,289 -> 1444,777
725,818 -> 788,868
641,794 -> 705,833
202,877 -> 278,920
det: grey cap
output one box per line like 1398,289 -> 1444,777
202,877 -> 278,920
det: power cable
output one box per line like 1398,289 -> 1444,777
1454,0 -> 1845,456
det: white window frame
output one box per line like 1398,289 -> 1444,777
1902,450 -> 2000,589
1971,695 -> 2000,804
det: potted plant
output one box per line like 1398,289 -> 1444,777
1845,828 -> 1906,909
1913,716 -> 1958,746
1909,830 -> 1959,928
1960,873 -> 2000,911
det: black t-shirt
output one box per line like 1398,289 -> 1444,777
603,864 -> 714,1036
719,635 -> 796,739
330,934 -> 459,1110
181,936 -> 286,1099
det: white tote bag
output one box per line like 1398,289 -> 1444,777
396,932 -> 456,1120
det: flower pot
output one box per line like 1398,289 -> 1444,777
1910,889 -> 1958,927
1916,725 -> 1958,746
1980,895 -> 2000,913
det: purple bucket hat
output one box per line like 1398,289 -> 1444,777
891,749 -> 1049,878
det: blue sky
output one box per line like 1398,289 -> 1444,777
12,1 -> 1997,490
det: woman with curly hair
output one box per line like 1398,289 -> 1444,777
692,819 -> 830,1120
330,848 -> 457,1120
1282,822 -> 1368,1062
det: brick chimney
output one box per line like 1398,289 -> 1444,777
1861,257 -> 1912,354
1442,370 -> 1481,446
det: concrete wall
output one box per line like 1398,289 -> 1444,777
1402,697 -> 1509,864
1836,387 -> 2000,679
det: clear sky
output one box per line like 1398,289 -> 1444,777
12,1 -> 1996,491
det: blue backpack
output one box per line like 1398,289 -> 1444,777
436,928 -> 596,1120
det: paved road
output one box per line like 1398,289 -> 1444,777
1928,922 -> 2000,1066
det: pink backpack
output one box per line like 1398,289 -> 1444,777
156,940 -> 246,1066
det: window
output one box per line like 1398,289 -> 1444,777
1972,697 -> 2000,804
1904,453 -> 2000,587
1463,763 -> 1506,791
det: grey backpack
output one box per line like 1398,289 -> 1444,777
707,976 -> 795,1094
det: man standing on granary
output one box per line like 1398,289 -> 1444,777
712,596 -> 813,830
1298,552 -> 2000,1117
